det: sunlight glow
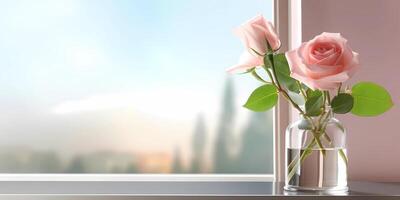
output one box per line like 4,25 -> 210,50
3,0 -> 78,29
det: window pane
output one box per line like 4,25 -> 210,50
0,0 -> 274,173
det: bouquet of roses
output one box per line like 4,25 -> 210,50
228,15 -> 393,183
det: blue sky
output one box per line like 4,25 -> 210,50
0,0 -> 273,157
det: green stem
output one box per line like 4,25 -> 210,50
324,91 -> 331,105
287,112 -> 330,181
268,53 -> 282,90
287,95 -> 348,183
314,132 -> 326,156
281,90 -> 305,115
323,134 -> 332,146
262,53 -> 305,116
317,109 -> 329,131
286,154 -> 300,173
322,132 -> 348,168
265,42 -> 304,116
338,149 -> 348,167
313,111 -> 330,157
338,83 -> 342,95
297,81 -> 307,99
262,66 -> 276,86
250,48 -> 265,57
287,138 -> 317,182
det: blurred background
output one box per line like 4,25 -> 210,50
0,0 -> 274,173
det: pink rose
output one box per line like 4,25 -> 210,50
228,15 -> 281,73
286,32 -> 359,90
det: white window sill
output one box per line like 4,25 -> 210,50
0,180 -> 397,198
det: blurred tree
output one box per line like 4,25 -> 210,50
65,156 -> 86,173
171,147 -> 184,173
0,148 -> 62,173
213,78 -> 236,173
31,151 -> 62,173
190,114 -> 206,173
236,110 -> 274,173
125,163 -> 139,173
111,166 -> 123,173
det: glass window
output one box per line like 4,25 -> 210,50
0,0 -> 274,173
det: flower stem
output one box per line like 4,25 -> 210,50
338,149 -> 348,167
338,83 -> 342,95
324,91 -> 331,105
280,90 -> 304,114
297,81 -> 308,99
268,53 -> 282,89
287,138 -> 317,182
322,132 -> 348,168
264,53 -> 306,116
314,133 -> 326,156
262,66 -> 277,86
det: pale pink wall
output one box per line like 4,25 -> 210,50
302,0 -> 400,181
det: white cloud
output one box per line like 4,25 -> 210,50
52,88 -> 218,121
52,93 -> 134,115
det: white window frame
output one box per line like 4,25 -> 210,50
273,0 -> 302,182
0,0 -> 301,182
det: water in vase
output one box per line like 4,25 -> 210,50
285,148 -> 348,191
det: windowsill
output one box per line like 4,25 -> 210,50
0,181 -> 398,198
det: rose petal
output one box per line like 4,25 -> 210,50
343,51 -> 360,77
233,15 -> 281,54
315,51 -> 340,65
283,32 -> 358,90
266,21 -> 281,50
305,64 -> 344,79
227,51 -> 263,73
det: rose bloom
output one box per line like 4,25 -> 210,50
286,32 -> 359,90
228,15 -> 281,73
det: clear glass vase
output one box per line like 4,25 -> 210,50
284,108 -> 348,193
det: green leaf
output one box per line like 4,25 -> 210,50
306,88 -> 314,98
305,90 -> 323,116
308,90 -> 322,98
331,93 -> 354,114
243,84 -> 278,112
263,55 -> 271,68
273,53 -> 299,93
351,82 -> 393,116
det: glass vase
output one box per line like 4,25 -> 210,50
284,108 -> 348,193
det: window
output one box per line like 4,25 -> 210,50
0,0 -> 275,174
